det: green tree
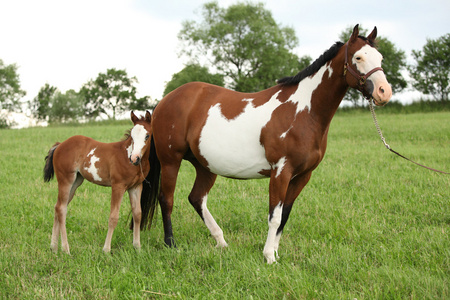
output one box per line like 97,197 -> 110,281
0,59 -> 26,128
339,25 -> 407,106
409,34 -> 450,102
163,63 -> 224,96
0,59 -> 26,111
178,1 -> 300,92
49,89 -> 84,123
80,68 -> 145,120
30,83 -> 57,121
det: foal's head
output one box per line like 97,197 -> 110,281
128,111 -> 152,166
344,25 -> 392,106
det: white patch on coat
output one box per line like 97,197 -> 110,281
263,202 -> 283,264
198,90 -> 283,179
274,157 -> 286,178
85,148 -> 102,182
288,64 -> 333,114
201,195 -> 228,247
129,124 -> 147,158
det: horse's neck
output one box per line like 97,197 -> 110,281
306,61 -> 348,130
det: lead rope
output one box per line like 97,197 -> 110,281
368,98 -> 449,174
139,162 -> 151,186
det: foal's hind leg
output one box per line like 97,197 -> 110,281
51,173 -> 83,254
103,185 -> 126,252
188,160 -> 227,248
128,184 -> 142,250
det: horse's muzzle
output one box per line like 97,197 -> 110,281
130,156 -> 141,166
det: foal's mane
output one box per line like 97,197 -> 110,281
277,41 -> 344,86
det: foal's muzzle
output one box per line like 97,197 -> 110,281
130,156 -> 141,166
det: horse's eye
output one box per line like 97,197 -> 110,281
355,56 -> 362,61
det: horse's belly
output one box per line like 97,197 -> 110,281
200,141 -> 270,179
198,102 -> 278,179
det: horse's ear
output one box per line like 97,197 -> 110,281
367,26 -> 377,43
131,111 -> 138,124
350,24 -> 359,43
145,110 -> 151,122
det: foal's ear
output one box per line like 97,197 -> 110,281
131,111 -> 139,124
367,26 -> 377,43
145,110 -> 152,122
349,24 -> 359,43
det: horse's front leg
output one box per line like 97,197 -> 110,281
263,169 -> 291,264
128,184 -> 143,250
272,172 -> 313,261
103,185 -> 126,252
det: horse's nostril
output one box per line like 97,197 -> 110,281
380,87 -> 385,94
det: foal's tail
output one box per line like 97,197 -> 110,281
43,143 -> 60,182
139,135 -> 161,230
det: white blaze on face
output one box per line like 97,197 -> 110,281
85,148 -> 102,182
352,44 -> 392,103
199,91 -> 283,179
129,124 -> 148,164
352,44 -> 383,74
288,64 -> 333,114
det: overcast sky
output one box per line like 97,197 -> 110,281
1,0 -> 449,104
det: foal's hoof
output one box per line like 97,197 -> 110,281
133,243 -> 141,252
50,244 -> 58,253
215,241 -> 228,248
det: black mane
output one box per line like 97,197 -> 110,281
277,41 -> 344,86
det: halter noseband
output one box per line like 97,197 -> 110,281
343,41 -> 384,98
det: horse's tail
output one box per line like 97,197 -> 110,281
139,135 -> 161,230
43,143 -> 60,182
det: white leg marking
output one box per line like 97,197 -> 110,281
263,202 -> 283,264
201,196 -> 228,248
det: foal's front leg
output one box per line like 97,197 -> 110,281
128,184 -> 142,250
103,185 -> 126,252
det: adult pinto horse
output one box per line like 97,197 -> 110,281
141,25 -> 392,263
44,111 -> 152,254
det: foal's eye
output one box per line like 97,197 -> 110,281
145,134 -> 150,141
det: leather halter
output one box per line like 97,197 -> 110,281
343,41 -> 384,98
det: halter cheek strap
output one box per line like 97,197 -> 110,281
343,42 -> 384,96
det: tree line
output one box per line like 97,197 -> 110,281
1,1 -> 449,128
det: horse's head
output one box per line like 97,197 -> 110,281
129,110 -> 152,166
344,24 -> 392,106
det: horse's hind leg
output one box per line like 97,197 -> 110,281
51,172 -> 81,254
159,161 -> 182,247
188,160 -> 227,248
128,184 -> 142,250
103,185 -> 126,252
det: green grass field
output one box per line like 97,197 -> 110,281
0,110 -> 449,299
